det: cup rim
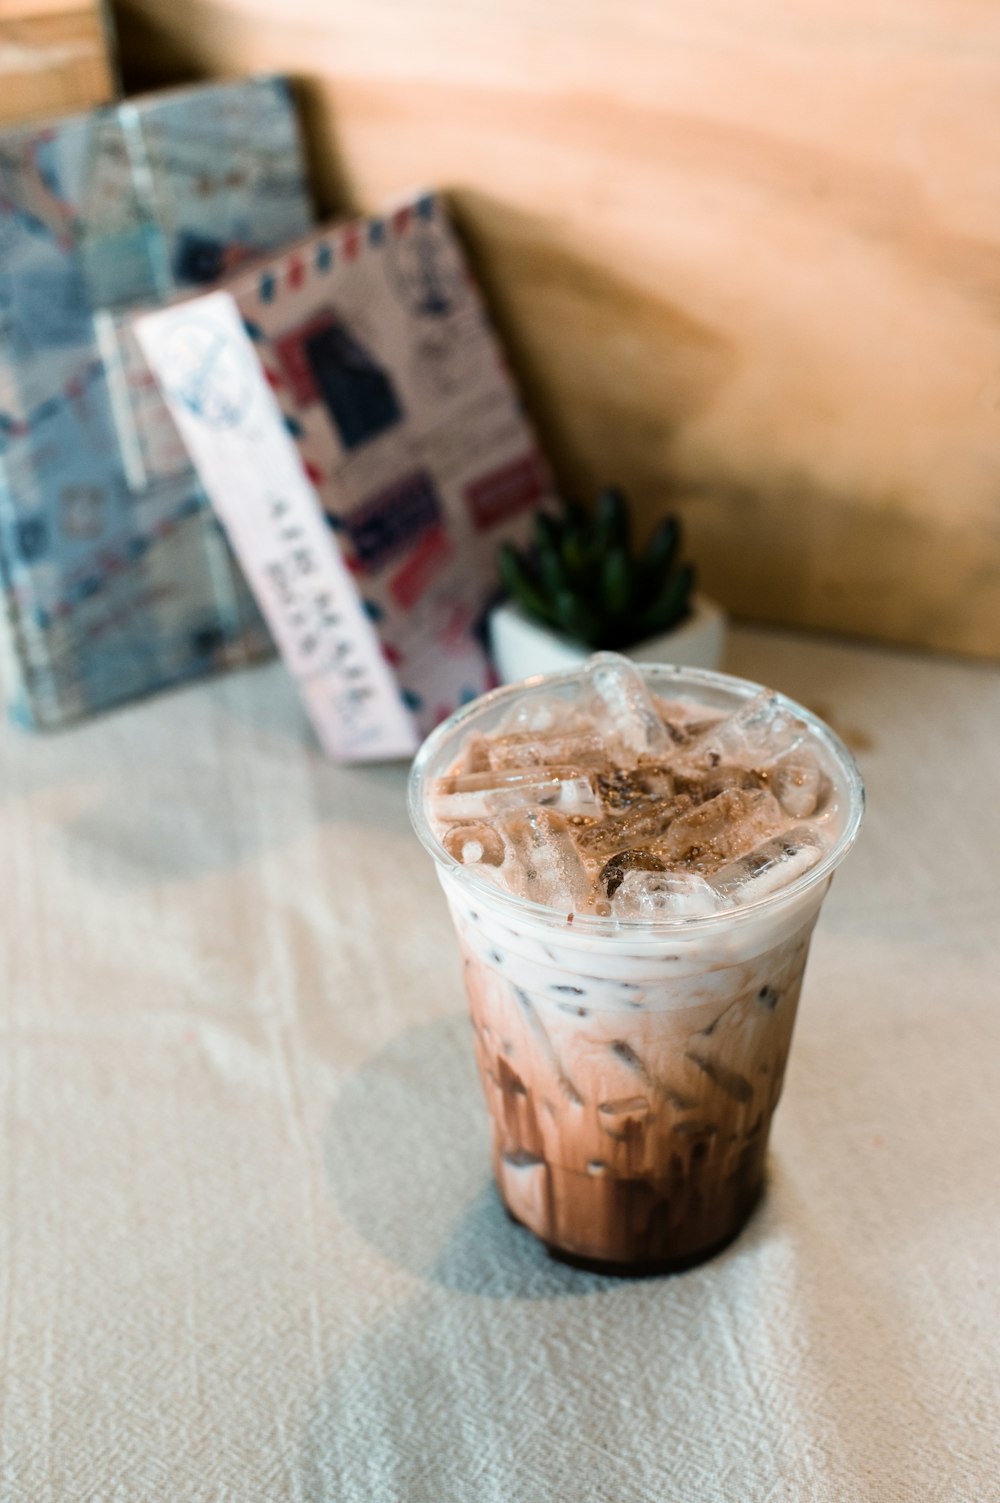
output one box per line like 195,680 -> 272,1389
407,661 -> 866,937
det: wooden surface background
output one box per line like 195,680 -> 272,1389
0,1 -> 117,122
113,0 -> 1000,658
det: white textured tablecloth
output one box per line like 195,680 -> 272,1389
1,627 -> 998,1502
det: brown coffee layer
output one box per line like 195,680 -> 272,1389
462,935 -> 808,1268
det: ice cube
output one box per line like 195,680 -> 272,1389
652,696 -> 724,741
497,694 -> 582,736
586,653 -> 671,759
660,786 -> 785,870
494,808 -> 595,910
674,767 -> 762,801
430,766 -> 600,821
772,755 -> 822,818
497,1151 -> 549,1231
442,821 -> 506,866
686,691 -> 808,771
598,846 -> 666,898
595,764 -> 675,811
456,734 -> 491,774
612,870 -> 727,920
710,827 -> 826,904
575,793 -> 696,865
485,729 -> 608,772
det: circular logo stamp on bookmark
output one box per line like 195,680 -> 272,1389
158,318 -> 252,430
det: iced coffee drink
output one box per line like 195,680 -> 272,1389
408,655 -> 864,1272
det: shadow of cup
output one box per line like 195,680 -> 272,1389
324,1014 -> 628,1299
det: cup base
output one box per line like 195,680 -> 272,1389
538,1196 -> 757,1280
490,1136 -> 763,1268
501,1170 -> 765,1276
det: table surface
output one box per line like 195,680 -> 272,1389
2,625 -> 998,1503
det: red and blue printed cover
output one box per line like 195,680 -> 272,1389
140,190 -> 556,750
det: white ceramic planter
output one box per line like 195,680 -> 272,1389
488,593 -> 727,685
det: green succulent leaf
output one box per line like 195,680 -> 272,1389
552,589 -> 604,646
534,510 -> 562,555
561,526 -> 592,579
498,542 -> 556,626
562,500 -> 589,534
536,535 -> 572,598
595,487 -> 630,553
635,562 -> 695,638
642,516 -> 681,587
601,546 -> 633,621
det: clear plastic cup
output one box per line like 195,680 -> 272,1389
408,664 -> 864,1273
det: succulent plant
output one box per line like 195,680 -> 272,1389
498,488 -> 695,651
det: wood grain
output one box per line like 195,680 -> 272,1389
113,0 -> 1000,657
0,1 -> 117,122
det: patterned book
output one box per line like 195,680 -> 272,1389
136,192 -> 557,760
0,75 -> 312,728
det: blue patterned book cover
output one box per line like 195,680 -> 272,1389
0,75 -> 313,727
